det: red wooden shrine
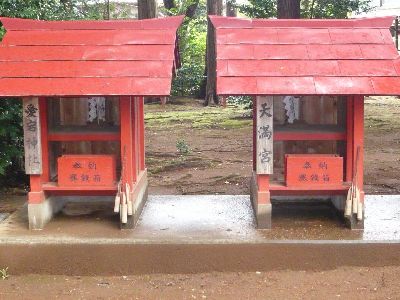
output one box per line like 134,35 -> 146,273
0,16 -> 183,229
210,15 -> 400,229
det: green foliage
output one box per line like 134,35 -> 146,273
227,96 -> 253,109
238,0 -> 277,18
236,0 -> 374,19
168,0 -> 207,96
0,100 -> 23,177
176,139 -> 191,155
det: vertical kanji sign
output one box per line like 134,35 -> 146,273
23,97 -> 42,174
256,96 -> 273,174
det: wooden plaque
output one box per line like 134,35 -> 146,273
256,96 -> 273,174
23,97 -> 42,174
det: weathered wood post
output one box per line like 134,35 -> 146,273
251,96 -> 273,229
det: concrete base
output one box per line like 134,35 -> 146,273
1,195 -> 400,275
120,171 -> 149,230
28,197 -> 66,230
250,173 -> 272,229
330,195 -> 365,230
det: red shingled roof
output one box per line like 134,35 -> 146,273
0,16 -> 183,97
210,16 -> 400,96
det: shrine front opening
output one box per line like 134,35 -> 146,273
0,16 -> 183,229
210,15 -> 400,229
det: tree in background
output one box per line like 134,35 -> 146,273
167,0 -> 207,97
138,0 -> 157,19
237,0 -> 374,19
277,0 -> 300,18
203,0 -> 223,106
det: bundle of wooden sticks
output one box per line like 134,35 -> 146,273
114,181 -> 133,224
344,146 -> 363,221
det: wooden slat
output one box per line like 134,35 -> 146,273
314,77 -> 374,94
210,16 -> 394,29
256,96 -> 273,174
0,77 -> 172,96
338,60 -> 397,76
0,16 -> 184,31
0,61 -> 173,78
222,60 -> 340,76
277,28 -> 331,44
23,97 -> 42,174
2,30 -> 176,46
0,45 -> 176,62
257,77 -> 316,95
329,28 -> 386,44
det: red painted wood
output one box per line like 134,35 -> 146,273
359,44 -> 399,60
216,28 -> 279,45
58,155 -> 117,187
371,77 -> 400,95
353,96 -> 364,193
39,97 -> 49,182
0,61 -> 173,78
3,30 -> 176,46
138,97 -> 145,171
277,28 -> 331,44
314,77 -> 374,95
274,131 -> 346,141
338,60 -> 396,76
257,77 -> 316,95
0,77 -> 172,97
285,154 -> 343,187
329,28 -> 386,44
131,97 -> 138,181
217,77 -> 257,95
42,182 -> 117,192
252,97 -> 257,171
307,45 -> 363,59
346,97 -> 354,182
28,175 -> 45,204
222,60 -> 340,77
0,45 -> 175,62
120,97 -> 135,184
210,15 -> 394,29
212,16 -> 399,96
48,132 -> 120,142
0,16 -> 184,31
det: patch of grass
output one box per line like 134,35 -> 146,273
1,267 -> 9,280
146,155 -> 214,175
176,139 -> 190,155
145,103 -> 252,130
365,97 -> 400,130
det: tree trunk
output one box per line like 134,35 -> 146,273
138,0 -> 157,19
226,1 -> 237,17
202,0 -> 223,106
277,0 -> 300,19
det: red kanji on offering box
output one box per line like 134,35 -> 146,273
285,154 -> 343,187
58,155 -> 116,187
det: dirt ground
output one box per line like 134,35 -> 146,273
1,266 -> 399,299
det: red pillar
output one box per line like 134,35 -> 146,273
120,96 -> 135,185
345,96 -> 354,182
353,96 -> 364,202
138,96 -> 145,171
